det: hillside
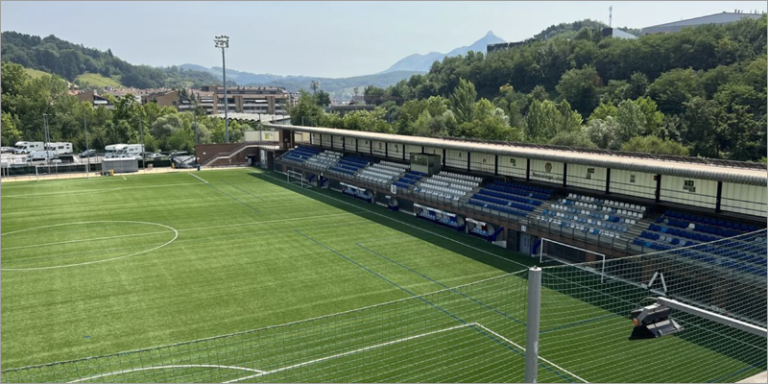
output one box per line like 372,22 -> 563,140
1,32 -> 223,89
75,73 -> 122,89
382,31 -> 505,73
22,67 -> 49,79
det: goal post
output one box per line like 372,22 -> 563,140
538,237 -> 606,283
287,170 -> 309,188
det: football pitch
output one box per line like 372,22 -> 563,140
1,168 -> 763,383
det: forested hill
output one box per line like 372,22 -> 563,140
355,15 -> 767,161
0,31 -> 223,89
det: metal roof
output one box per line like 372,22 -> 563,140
265,124 -> 768,186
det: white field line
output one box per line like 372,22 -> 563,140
472,323 -> 589,383
223,323 -> 477,383
2,231 -> 167,251
1,183 -> 201,198
1,221 -> 179,272
68,364 -> 264,383
263,172 -> 528,269
189,173 -> 209,184
122,175 -> 127,181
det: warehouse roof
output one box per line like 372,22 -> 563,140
264,124 -> 767,185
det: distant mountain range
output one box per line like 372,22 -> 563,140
381,31 -> 506,73
178,64 -> 423,100
178,31 -> 506,99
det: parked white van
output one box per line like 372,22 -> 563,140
105,144 -> 144,159
26,151 -> 56,162
14,141 -> 44,154
45,142 -> 73,155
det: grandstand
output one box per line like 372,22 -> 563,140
3,122 -> 765,383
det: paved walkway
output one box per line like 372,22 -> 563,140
738,371 -> 767,383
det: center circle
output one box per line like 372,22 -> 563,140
1,221 -> 178,271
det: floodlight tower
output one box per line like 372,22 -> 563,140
214,35 -> 230,143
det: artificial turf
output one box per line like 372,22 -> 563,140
1,168 -> 763,383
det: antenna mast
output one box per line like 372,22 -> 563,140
609,5 -> 613,27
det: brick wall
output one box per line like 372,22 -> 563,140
196,143 -> 259,166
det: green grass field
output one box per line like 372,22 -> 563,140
1,168 -> 764,383
74,73 -> 122,89
23,67 -> 50,80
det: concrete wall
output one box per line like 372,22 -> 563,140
567,164 -> 607,192
469,152 -> 495,174
721,183 -> 767,217
660,175 -> 718,209
372,140 -> 387,157
609,169 -> 656,200
445,149 -> 467,169
530,159 -> 564,185
388,142 -> 405,160
497,155 -> 526,178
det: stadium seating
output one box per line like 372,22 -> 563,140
392,171 -> 426,190
655,210 -> 761,238
328,155 -> 373,176
484,182 -> 552,201
357,162 -> 408,184
304,150 -> 342,171
467,198 -> 529,217
535,214 -> 622,239
414,171 -> 481,201
282,146 -> 322,164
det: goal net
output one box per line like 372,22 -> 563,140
537,238 -> 606,283
287,170 -> 310,188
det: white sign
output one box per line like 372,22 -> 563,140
521,225 -> 527,233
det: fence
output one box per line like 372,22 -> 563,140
1,161 -> 177,183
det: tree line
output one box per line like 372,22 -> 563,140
1,61 -> 254,153
1,32 -> 226,89
291,16 -> 766,162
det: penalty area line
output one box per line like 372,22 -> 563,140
223,323 -> 477,383
68,364 -> 264,383
189,173 -> 209,184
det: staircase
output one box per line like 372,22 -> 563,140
202,142 -> 263,167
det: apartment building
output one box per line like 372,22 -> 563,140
203,86 -> 294,115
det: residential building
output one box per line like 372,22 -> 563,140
141,90 -> 180,109
76,90 -> 114,110
641,10 -> 764,35
203,86 -> 293,115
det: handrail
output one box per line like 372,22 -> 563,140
202,142 -> 272,167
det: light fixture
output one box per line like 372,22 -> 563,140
629,303 -> 684,340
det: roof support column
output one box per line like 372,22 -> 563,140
655,174 -> 662,203
330,135 -> 334,150
342,136 -> 346,152
467,151 -> 471,172
562,163 -> 568,187
605,168 -> 611,194
442,148 -> 446,167
715,181 -> 723,213
494,155 -> 499,176
526,158 -> 531,182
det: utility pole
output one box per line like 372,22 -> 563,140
42,113 -> 50,165
84,116 -> 90,179
139,117 -> 146,171
215,35 -> 230,143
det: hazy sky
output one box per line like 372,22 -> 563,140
2,1 -> 766,78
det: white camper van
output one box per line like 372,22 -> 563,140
45,142 -> 73,155
14,141 -> 44,154
26,151 -> 56,162
105,144 -> 144,159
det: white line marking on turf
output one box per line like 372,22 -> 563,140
472,323 -> 589,383
2,231 -> 168,251
1,221 -> 178,272
189,173 -> 209,184
68,364 -> 264,383
223,323 -> 477,383
264,172 -> 528,269
122,175 -> 127,180
1,183 -> 201,199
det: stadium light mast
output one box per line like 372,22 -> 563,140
214,35 -> 230,143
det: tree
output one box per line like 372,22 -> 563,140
524,99 -> 580,142
1,112 -> 23,144
588,102 -> 618,121
634,97 -> 665,136
647,68 -> 703,115
626,72 -> 649,99
363,86 -> 387,105
450,78 -> 477,124
548,129 -> 597,149
288,91 -> 323,126
622,136 -> 690,156
586,117 -> 621,150
555,65 -> 601,115
310,80 -> 319,94
315,90 -> 331,108
615,99 -> 646,143
681,97 -> 721,158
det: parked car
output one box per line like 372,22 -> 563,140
168,151 -> 189,159
143,152 -> 163,160
80,149 -> 97,158
1,146 -> 16,153
50,159 -> 62,165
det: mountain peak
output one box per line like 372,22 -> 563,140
382,31 -> 506,73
